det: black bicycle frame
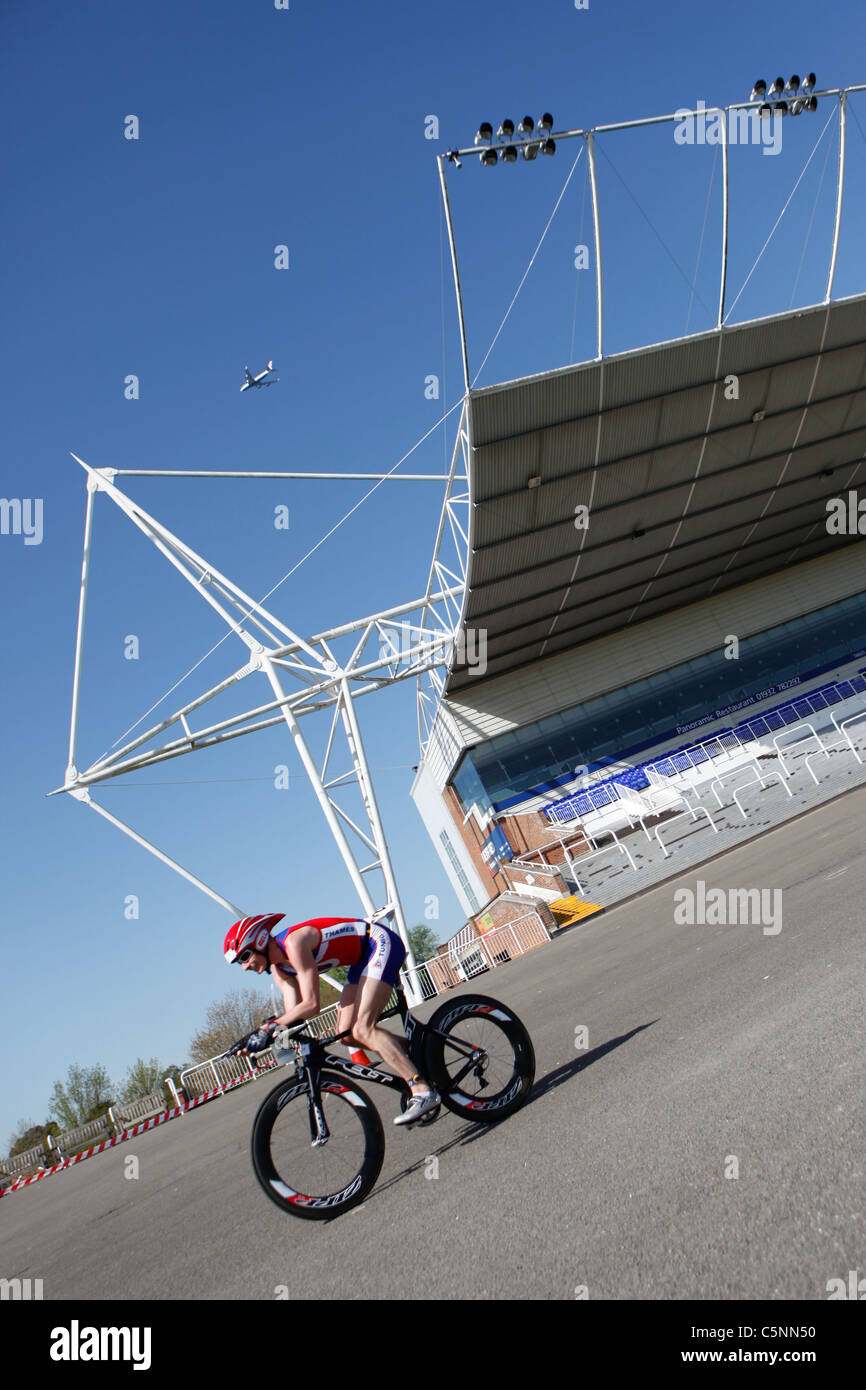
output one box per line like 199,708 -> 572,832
282,983 -> 486,1139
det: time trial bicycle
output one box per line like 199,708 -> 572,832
228,980 -> 535,1219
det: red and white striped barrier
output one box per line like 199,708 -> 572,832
0,1075 -> 251,1199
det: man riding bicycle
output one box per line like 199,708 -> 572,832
224,908 -> 440,1125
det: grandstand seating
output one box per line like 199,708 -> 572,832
543,670 -> 866,827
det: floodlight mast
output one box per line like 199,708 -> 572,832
438,84 -> 866,370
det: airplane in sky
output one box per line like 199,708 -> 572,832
240,361 -> 278,392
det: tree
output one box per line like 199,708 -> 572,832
48,1064 -> 114,1131
119,1057 -> 166,1104
407,923 -> 441,965
322,923 -> 442,987
188,987 -> 275,1064
117,1057 -> 190,1108
7,1117 -> 60,1159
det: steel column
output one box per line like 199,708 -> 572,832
826,91 -> 847,303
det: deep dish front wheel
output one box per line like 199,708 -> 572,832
423,994 -> 535,1122
251,1071 -> 385,1219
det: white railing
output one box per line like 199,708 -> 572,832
443,911 -> 552,980
1,1141 -> 54,1177
110,1090 -> 167,1129
50,1115 -> 115,1156
180,1048 -> 278,1099
544,672 -> 866,826
511,829 -> 589,869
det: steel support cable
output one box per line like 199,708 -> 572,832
847,96 -> 866,147
723,103 -> 837,323
789,115 -> 837,309
471,143 -> 585,387
686,143 -> 719,334
92,158 -> 584,760
92,396 -> 466,764
594,138 -> 716,324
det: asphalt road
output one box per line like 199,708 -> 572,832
3,787 -> 863,1301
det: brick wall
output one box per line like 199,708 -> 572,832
442,784 -> 499,897
501,861 -> 570,899
500,809 -> 590,865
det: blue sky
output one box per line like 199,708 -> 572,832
2,0 -> 866,1145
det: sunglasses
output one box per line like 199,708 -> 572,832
237,947 -> 260,964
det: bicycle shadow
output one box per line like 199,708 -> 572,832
529,1020 -> 659,1102
348,1020 -> 658,1213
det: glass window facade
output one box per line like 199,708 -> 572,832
451,590 -> 866,812
439,829 -> 481,913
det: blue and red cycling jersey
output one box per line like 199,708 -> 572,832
272,916 -> 406,987
271,918 -> 369,976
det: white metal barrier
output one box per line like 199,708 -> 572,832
180,1048 -> 277,1099
833,707 -> 866,760
110,1090 -> 167,1129
1,1141 -> 54,1176
730,769 -> 791,818
51,1115 -> 115,1156
511,829 -> 590,870
709,762 -> 791,807
654,805 -> 717,858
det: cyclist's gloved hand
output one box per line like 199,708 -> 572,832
244,1026 -> 273,1055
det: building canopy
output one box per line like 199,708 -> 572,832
447,295 -> 866,692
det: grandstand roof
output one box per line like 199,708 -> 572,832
446,293 -> 866,692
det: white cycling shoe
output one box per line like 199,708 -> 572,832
393,1088 -> 441,1125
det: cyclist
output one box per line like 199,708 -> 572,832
224,910 -> 440,1125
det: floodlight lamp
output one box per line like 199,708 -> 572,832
802,73 -> 816,93
785,74 -> 800,94
521,142 -> 539,161
475,122 -> 493,145
537,113 -> 554,133
775,99 -> 788,115
758,102 -> 772,118
806,95 -> 818,112
750,80 -> 767,101
498,119 -> 515,139
541,138 -> 556,156
768,77 -> 784,97
518,116 -> 534,136
790,98 -> 804,116
502,145 -> 518,163
480,148 -> 498,167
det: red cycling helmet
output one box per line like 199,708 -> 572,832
224,914 -> 285,964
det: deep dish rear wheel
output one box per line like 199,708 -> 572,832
423,994 -> 535,1122
251,1071 -> 384,1219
